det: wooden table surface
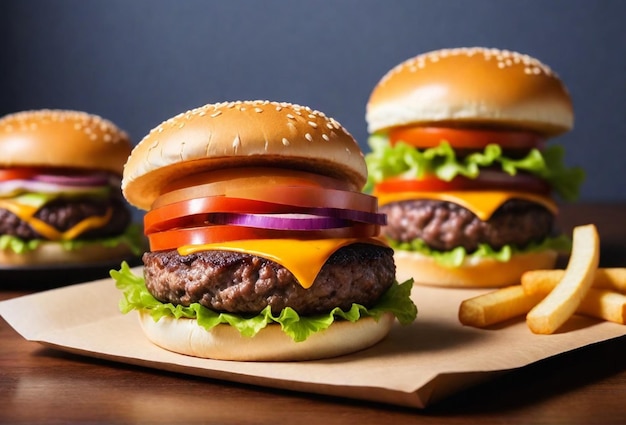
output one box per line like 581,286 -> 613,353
2,202 -> 626,424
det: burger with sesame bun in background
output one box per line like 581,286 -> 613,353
111,100 -> 417,361
0,109 -> 144,268
364,47 -> 584,288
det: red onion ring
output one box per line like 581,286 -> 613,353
32,172 -> 111,187
209,213 -> 352,230
0,179 -> 110,196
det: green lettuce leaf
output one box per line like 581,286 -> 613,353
364,135 -> 585,201
0,223 -> 145,255
389,234 -> 572,268
111,262 -> 418,342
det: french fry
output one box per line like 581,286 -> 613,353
577,288 -> 626,325
459,286 -> 545,328
460,285 -> 626,328
526,224 -> 600,334
522,268 -> 626,295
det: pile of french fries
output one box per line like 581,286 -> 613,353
459,224 -> 626,334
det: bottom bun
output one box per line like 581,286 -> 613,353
0,241 -> 136,267
394,250 -> 558,288
138,310 -> 395,361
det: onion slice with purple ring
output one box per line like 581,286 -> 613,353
210,213 -> 352,230
32,172 -> 112,187
0,179 -> 110,196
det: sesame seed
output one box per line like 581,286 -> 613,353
232,135 -> 241,150
322,134 -> 330,141
211,111 -> 222,118
282,137 -> 290,146
254,107 -> 263,113
307,121 -> 318,128
287,114 -> 296,120
305,133 -> 313,142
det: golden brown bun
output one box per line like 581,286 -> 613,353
122,101 -> 367,211
394,249 -> 558,288
367,47 -> 573,136
0,109 -> 131,175
138,310 -> 395,361
0,241 -> 136,267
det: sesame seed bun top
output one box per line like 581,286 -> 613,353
122,100 -> 367,211
0,109 -> 131,175
366,47 -> 574,136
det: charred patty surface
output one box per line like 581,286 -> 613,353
143,243 -> 396,316
0,196 -> 131,240
381,199 -> 554,252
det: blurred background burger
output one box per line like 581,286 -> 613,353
0,109 -> 144,269
364,47 -> 585,288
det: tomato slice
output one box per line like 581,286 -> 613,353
389,126 -> 546,150
147,223 -> 380,252
0,168 -> 41,182
225,185 -> 378,211
154,185 -> 377,213
154,167 -> 353,208
374,170 -> 550,196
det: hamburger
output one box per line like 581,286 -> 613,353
0,109 -> 144,267
112,100 -> 417,361
364,47 -> 584,288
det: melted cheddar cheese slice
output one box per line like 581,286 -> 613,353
178,237 -> 387,289
375,190 -> 558,221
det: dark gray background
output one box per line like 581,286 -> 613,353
1,1 -> 624,201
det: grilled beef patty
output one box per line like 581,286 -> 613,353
0,196 -> 131,240
381,199 -> 554,252
143,243 -> 396,316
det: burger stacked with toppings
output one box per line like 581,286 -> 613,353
112,100 -> 416,361
365,47 -> 584,288
0,109 -> 143,266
